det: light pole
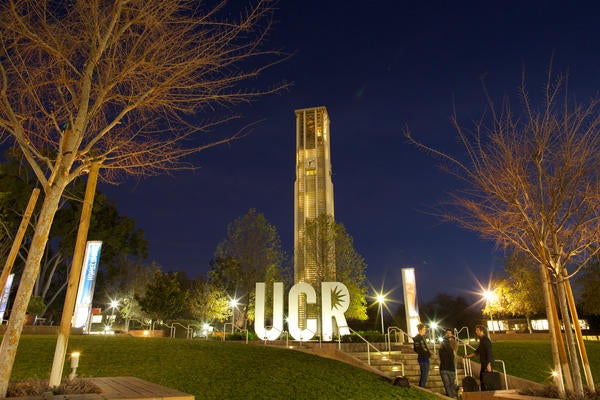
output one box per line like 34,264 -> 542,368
376,294 -> 386,335
230,298 -> 238,333
429,321 -> 439,353
483,290 -> 497,334
109,299 -> 119,327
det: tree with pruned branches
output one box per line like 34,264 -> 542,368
0,0 -> 286,394
406,69 -> 600,397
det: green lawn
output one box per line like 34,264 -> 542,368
492,340 -> 600,384
456,339 -> 600,385
9,335 -> 434,400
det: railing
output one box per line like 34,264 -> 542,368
188,323 -> 212,340
460,341 -> 509,390
261,326 -> 289,348
455,326 -> 471,342
385,326 -> 411,355
456,336 -> 477,357
151,320 -> 162,331
337,325 -> 404,375
165,322 -> 191,339
297,328 -> 321,348
495,359 -> 509,389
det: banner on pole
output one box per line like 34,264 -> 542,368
402,267 -> 420,338
73,241 -> 102,331
0,273 -> 15,322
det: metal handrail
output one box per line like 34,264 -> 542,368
337,325 -> 404,375
187,323 -> 208,340
495,359 -> 509,389
297,328 -> 321,348
151,320 -> 162,331
456,336 -> 477,356
455,326 -> 470,342
461,346 -> 509,390
385,326 -> 411,354
165,322 -> 190,338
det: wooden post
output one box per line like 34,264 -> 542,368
546,269 -> 574,392
564,275 -> 595,392
48,162 -> 100,387
0,188 -> 40,298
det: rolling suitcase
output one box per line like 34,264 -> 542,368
462,357 -> 480,392
481,371 -> 502,390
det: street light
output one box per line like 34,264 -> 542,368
376,294 -> 386,334
483,289 -> 497,334
429,321 -> 439,353
109,299 -> 119,327
230,298 -> 238,333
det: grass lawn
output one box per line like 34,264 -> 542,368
9,335 -> 434,400
456,339 -> 600,385
492,340 -> 600,384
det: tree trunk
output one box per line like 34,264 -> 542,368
540,265 -> 566,397
0,185 -> 64,397
556,275 -> 584,397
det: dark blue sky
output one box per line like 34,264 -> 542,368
101,1 -> 600,303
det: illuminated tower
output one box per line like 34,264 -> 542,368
294,106 -> 336,286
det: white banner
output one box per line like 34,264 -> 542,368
402,268 -> 420,338
73,241 -> 102,331
0,274 -> 15,322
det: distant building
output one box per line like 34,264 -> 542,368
293,106 -> 336,285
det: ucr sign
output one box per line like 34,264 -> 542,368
254,282 -> 351,342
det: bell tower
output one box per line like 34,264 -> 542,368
293,106 -> 336,285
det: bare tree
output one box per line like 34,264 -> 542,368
406,69 -> 600,397
0,0 -> 286,394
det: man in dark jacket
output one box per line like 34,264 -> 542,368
413,323 -> 431,388
439,328 -> 458,397
465,325 -> 494,389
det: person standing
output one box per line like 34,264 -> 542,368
439,328 -> 458,397
413,323 -> 431,388
464,325 -> 494,389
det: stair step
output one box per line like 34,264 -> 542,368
342,347 -> 463,395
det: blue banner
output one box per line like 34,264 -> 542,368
0,274 -> 15,322
73,241 -> 102,330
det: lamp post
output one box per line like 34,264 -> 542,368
109,299 -> 119,327
376,294 -> 386,335
483,290 -> 497,334
230,298 -> 238,333
429,321 -> 439,353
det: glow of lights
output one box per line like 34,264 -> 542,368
430,321 -> 438,330
230,298 -> 239,307
482,290 -> 498,303
143,330 -> 149,336
375,291 -> 387,334
70,352 -> 80,369
68,351 -> 81,380
110,299 -> 119,309
551,370 -> 559,377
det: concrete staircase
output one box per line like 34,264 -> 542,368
339,342 -> 466,396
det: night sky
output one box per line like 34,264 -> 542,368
100,1 -> 600,305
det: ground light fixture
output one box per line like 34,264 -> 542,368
68,352 -> 80,380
